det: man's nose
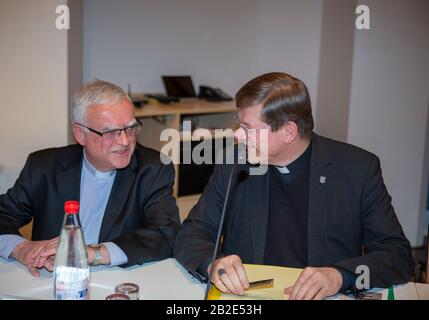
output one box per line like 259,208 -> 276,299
116,130 -> 130,146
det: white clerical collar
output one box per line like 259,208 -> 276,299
275,166 -> 290,174
83,150 -> 116,179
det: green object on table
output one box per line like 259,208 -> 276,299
387,286 -> 395,300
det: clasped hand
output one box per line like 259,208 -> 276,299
11,237 -> 59,277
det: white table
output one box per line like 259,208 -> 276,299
1,257 -> 428,300
329,282 -> 429,300
0,257 -> 205,300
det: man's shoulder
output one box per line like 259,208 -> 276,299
28,144 -> 82,165
314,134 -> 378,165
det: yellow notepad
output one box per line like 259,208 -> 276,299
208,264 -> 303,300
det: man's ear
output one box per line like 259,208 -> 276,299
283,121 -> 298,144
73,124 -> 86,146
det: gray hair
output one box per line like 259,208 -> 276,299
71,79 -> 131,124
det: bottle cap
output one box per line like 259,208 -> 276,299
64,201 -> 79,214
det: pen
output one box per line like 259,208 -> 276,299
246,278 -> 274,290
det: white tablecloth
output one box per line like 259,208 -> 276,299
0,257 -> 205,300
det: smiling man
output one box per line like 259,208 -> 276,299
174,72 -> 415,300
0,80 -> 180,276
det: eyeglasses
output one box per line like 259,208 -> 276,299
76,120 -> 142,141
233,115 -> 271,133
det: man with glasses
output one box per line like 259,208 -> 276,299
0,80 -> 180,276
174,72 -> 415,300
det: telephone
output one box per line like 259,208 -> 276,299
198,86 -> 233,102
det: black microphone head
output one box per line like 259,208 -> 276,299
237,169 -> 249,182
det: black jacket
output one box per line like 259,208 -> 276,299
174,133 -> 415,288
0,143 -> 180,267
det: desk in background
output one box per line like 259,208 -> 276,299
134,99 -> 237,221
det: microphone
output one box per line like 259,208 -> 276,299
203,145 -> 246,300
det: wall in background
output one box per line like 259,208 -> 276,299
0,0 -> 69,194
68,0 -> 84,143
315,0 -> 356,142
83,0 -> 323,112
348,0 -> 429,245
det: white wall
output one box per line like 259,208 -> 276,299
83,0 -> 323,108
315,0 -> 356,142
68,0 -> 84,143
0,0 -> 69,193
348,0 -> 429,246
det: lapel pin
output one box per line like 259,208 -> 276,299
319,176 -> 326,184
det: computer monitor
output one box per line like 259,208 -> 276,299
162,75 -> 196,98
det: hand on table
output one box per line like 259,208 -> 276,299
208,254 -> 249,296
11,237 -> 58,277
284,267 -> 342,300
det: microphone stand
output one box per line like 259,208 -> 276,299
204,161 -> 239,300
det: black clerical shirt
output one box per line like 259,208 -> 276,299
264,143 -> 312,268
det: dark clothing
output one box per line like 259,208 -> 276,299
264,149 -> 311,268
0,143 -> 180,267
174,133 -> 416,290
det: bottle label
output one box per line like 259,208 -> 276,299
55,267 -> 89,300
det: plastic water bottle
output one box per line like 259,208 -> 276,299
54,201 -> 90,300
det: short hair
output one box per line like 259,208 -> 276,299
71,79 -> 131,124
235,72 -> 314,138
